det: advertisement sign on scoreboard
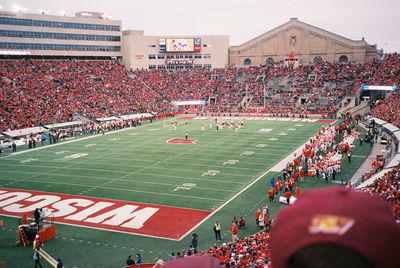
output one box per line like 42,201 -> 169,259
159,38 -> 201,52
194,38 -> 201,52
159,39 -> 166,52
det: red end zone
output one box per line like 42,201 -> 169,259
0,188 -> 210,240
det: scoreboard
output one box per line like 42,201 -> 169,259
159,38 -> 201,52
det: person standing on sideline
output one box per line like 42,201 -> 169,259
230,222 -> 238,242
33,235 -> 41,250
126,255 -> 135,266
270,177 -> 275,188
232,216 -> 238,226
213,221 -> 221,240
185,132 -> 188,140
299,167 -> 305,182
56,258 -> 63,268
191,233 -> 198,251
255,209 -> 261,227
268,187 -> 275,202
285,190 -> 292,205
347,151 -> 352,162
33,249 -> 42,268
136,254 -> 142,267
239,217 -> 246,229
295,186 -> 301,198
258,213 -> 265,230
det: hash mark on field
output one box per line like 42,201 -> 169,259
256,144 -> 267,148
223,160 -> 239,165
85,144 -> 96,147
55,150 -> 70,155
109,138 -> 120,141
20,158 -> 38,163
201,170 -> 220,176
287,128 -> 296,131
269,138 -> 279,141
258,128 -> 272,133
278,132 -> 287,135
63,153 -> 88,160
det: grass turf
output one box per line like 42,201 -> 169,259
0,117 -> 370,267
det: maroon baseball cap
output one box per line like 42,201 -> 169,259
270,187 -> 400,268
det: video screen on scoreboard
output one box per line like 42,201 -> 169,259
159,38 -> 201,52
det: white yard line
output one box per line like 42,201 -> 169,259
0,174 -> 233,192
0,122 -> 159,158
0,167 -> 247,185
178,121 -> 336,241
0,177 -> 224,202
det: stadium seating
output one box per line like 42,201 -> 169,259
0,59 -> 167,132
2,55 -> 400,267
1,54 -> 400,130
361,163 -> 400,221
368,54 -> 400,127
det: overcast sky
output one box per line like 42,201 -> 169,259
1,0 -> 399,52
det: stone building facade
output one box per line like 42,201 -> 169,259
229,18 -> 382,66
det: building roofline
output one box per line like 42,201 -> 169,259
230,18 -> 367,50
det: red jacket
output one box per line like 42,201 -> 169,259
230,224 -> 238,235
268,189 -> 274,197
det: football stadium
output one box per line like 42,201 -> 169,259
0,2 -> 399,268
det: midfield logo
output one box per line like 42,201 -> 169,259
167,138 -> 197,144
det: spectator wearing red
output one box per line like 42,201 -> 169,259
268,187 -> 275,202
295,186 -> 301,198
285,190 -> 292,205
255,209 -> 261,227
230,222 -> 238,242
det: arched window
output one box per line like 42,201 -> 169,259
313,56 -> 322,64
244,58 -> 251,65
339,55 -> 348,63
266,58 -> 274,65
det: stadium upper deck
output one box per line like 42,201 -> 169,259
0,11 -> 122,58
0,54 -> 399,132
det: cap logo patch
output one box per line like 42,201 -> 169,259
309,214 -> 354,235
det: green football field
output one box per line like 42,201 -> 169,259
0,117 -> 370,267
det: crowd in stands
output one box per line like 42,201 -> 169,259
2,53 -> 400,132
0,59 -> 168,132
368,54 -> 400,127
361,163 -> 400,222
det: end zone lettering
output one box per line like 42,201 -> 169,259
0,188 -> 210,240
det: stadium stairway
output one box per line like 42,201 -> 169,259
348,122 -> 391,186
72,113 -> 97,123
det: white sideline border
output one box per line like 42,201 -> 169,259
178,139 -> 309,241
179,120 -> 337,241
0,122 -> 157,158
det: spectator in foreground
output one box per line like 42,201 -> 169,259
270,187 -> 400,268
126,255 -> 135,266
